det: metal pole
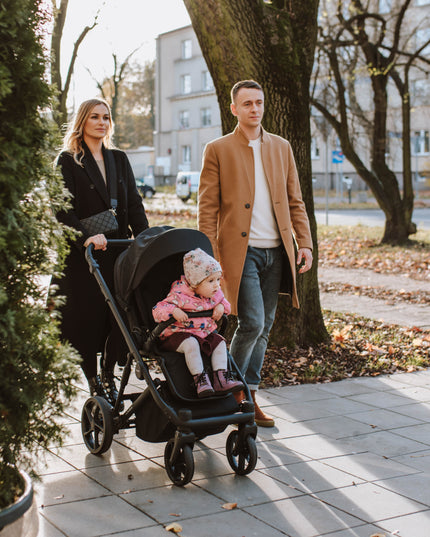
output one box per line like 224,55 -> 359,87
325,137 -> 329,225
415,134 -> 420,200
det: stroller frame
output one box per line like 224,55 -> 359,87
81,227 -> 257,486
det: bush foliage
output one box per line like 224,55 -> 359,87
0,0 -> 79,508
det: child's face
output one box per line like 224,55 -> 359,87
194,271 -> 222,298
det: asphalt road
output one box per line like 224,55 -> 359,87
315,207 -> 430,230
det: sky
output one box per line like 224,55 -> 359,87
52,0 -> 191,109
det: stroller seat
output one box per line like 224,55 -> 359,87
81,226 -> 257,487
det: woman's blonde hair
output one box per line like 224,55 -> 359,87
58,98 -> 115,166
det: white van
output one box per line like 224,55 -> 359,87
175,171 -> 200,201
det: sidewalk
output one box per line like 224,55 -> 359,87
319,267 -> 430,330
34,270 -> 430,537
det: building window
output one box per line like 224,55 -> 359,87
182,145 -> 191,164
181,39 -> 192,59
412,130 -> 430,154
181,74 -> 191,94
201,108 -> 211,127
311,137 -> 320,159
412,79 -> 430,106
179,110 -> 190,129
202,71 -> 214,91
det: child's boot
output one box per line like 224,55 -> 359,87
193,371 -> 215,398
213,369 -> 244,393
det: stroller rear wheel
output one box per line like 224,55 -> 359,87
164,439 -> 194,486
81,396 -> 114,455
226,430 -> 257,476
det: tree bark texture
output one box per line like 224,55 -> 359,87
183,0 -> 328,346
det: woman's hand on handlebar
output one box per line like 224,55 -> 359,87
84,234 -> 107,251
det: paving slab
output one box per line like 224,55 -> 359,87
244,494 -> 366,537
34,369 -> 430,537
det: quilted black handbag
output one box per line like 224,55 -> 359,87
80,151 -> 119,236
80,208 -> 118,236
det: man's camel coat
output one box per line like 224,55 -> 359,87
198,125 -> 312,316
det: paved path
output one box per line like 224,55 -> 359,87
33,265 -> 430,537
35,370 -> 430,537
319,267 -> 430,330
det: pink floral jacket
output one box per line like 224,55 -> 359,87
152,276 -> 231,339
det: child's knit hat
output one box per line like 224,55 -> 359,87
183,248 -> 221,287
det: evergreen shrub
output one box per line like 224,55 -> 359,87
0,0 -> 79,508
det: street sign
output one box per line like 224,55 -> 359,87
332,150 -> 344,164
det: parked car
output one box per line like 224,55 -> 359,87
135,177 -> 156,199
175,171 -> 200,202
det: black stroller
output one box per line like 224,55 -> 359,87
81,226 -> 257,486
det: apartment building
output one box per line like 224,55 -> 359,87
154,25 -> 221,181
155,5 -> 429,192
310,0 -> 430,193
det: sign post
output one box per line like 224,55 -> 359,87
332,150 -> 344,201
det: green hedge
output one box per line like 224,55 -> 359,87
0,0 -> 79,508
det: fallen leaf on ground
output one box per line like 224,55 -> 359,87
165,522 -> 182,533
222,502 -> 237,510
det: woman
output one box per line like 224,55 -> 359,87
53,98 -> 149,403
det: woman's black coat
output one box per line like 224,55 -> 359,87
53,143 -> 149,377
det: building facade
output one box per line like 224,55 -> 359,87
154,26 -> 221,182
155,7 -> 429,194
309,0 -> 430,196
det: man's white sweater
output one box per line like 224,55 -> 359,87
248,137 -> 281,248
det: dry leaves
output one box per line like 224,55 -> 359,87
262,313 -> 430,387
165,522 -> 183,533
318,226 -> 430,281
222,502 -> 237,510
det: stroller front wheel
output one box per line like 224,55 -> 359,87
164,439 -> 194,486
81,396 -> 114,455
226,430 -> 257,476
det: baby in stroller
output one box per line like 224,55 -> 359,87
152,248 -> 244,398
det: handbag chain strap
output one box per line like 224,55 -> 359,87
105,150 -> 118,216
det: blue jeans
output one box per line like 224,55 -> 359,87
230,246 -> 283,390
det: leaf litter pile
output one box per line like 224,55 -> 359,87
262,225 -> 430,387
147,202 -> 430,387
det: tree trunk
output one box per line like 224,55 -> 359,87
50,0 -> 99,128
183,0 -> 328,346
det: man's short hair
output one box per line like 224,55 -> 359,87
231,80 -> 263,103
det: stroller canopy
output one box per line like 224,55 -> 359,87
114,226 -> 213,312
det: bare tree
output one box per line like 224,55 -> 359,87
183,0 -> 328,347
50,0 -> 103,128
91,48 -> 140,124
312,0 -> 430,244
88,54 -> 154,147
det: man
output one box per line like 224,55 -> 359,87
198,80 -> 313,427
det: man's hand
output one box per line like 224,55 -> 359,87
297,248 -> 313,273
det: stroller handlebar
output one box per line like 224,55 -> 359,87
85,240 -> 134,272
152,310 -> 217,336
144,310 -> 228,353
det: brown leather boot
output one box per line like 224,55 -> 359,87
233,389 -> 246,405
251,390 -> 275,427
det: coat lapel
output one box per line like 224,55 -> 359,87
261,128 -> 277,198
81,141 -> 110,207
234,126 -> 255,200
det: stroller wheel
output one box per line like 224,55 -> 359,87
81,396 -> 114,455
164,439 -> 194,486
226,430 -> 257,476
